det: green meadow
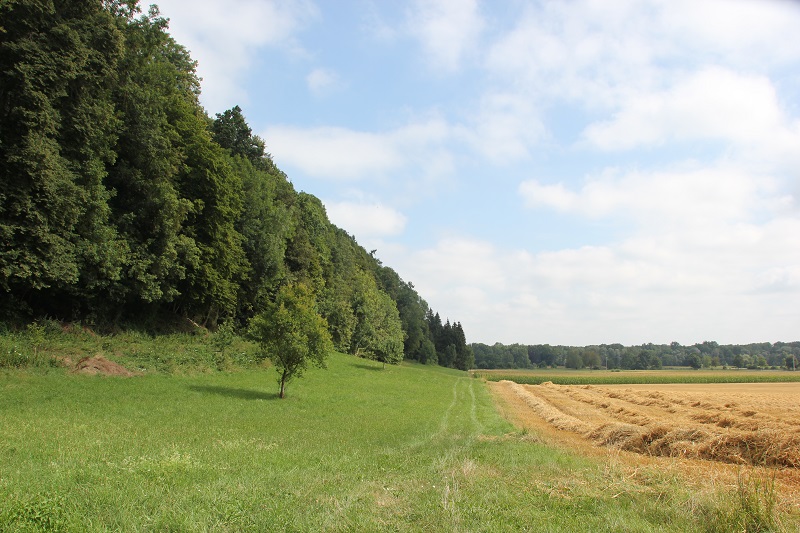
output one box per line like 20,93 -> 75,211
1,351 -> 796,531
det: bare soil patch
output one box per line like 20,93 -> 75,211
73,355 -> 138,377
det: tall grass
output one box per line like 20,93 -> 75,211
700,469 -> 782,533
0,322 -> 61,369
0,322 -> 259,373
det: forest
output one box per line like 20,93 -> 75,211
0,0 -> 473,370
473,340 -> 800,371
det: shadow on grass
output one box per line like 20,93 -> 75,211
353,363 -> 384,372
188,385 -> 279,401
351,362 -> 384,371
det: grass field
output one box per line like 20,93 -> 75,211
473,367 -> 800,385
2,351 -> 798,531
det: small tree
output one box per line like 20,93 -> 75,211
248,283 -> 333,398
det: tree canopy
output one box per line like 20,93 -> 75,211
0,0 -> 472,371
473,341 -> 800,370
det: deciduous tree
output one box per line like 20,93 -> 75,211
247,282 -> 332,398
349,271 -> 404,369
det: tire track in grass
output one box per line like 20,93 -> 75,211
378,377 -> 468,462
436,378 -> 461,439
434,378 -> 483,441
368,376 -> 486,529
468,378 -> 484,435
432,377 -> 487,531
317,376 -> 467,527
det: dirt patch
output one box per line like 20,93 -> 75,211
73,355 -> 138,377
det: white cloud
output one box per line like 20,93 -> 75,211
385,208 -> 800,345
263,126 -> 403,180
582,68 -> 786,150
520,163 -> 791,229
485,0 -> 800,108
263,117 -> 453,182
457,92 -> 547,162
156,0 -> 318,113
325,200 -> 407,239
485,1 -> 662,107
486,160 -> 800,344
519,182 -> 577,212
407,0 -> 484,71
306,68 -> 343,97
659,0 -> 800,67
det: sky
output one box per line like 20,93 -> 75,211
155,0 -> 800,347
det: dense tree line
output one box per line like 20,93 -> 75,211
473,341 -> 800,371
0,1 -> 470,369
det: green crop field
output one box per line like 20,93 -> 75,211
1,351 -> 796,531
473,367 -> 800,386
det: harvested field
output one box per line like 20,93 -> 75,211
493,380 -> 800,469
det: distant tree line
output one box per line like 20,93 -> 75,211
0,1 -> 471,370
473,341 -> 800,371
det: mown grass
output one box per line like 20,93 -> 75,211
473,368 -> 800,385
1,340 -> 797,531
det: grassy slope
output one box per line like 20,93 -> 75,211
0,353 -> 781,532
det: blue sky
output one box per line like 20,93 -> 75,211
156,0 -> 800,346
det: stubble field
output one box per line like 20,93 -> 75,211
491,381 -> 800,497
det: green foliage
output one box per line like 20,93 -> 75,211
247,283 -> 333,397
565,350 -> 583,369
349,270 -> 404,368
318,282 -> 357,353
424,311 -> 472,369
230,155 -> 293,316
476,341 -> 800,371
0,323 -> 59,369
210,320 -> 236,369
284,193 -> 331,292
474,369 -> 800,385
0,0 -> 469,366
0,0 -> 126,315
686,353 -> 703,370
211,105 -> 267,165
170,98 -> 248,324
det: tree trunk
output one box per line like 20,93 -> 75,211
279,370 -> 287,398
